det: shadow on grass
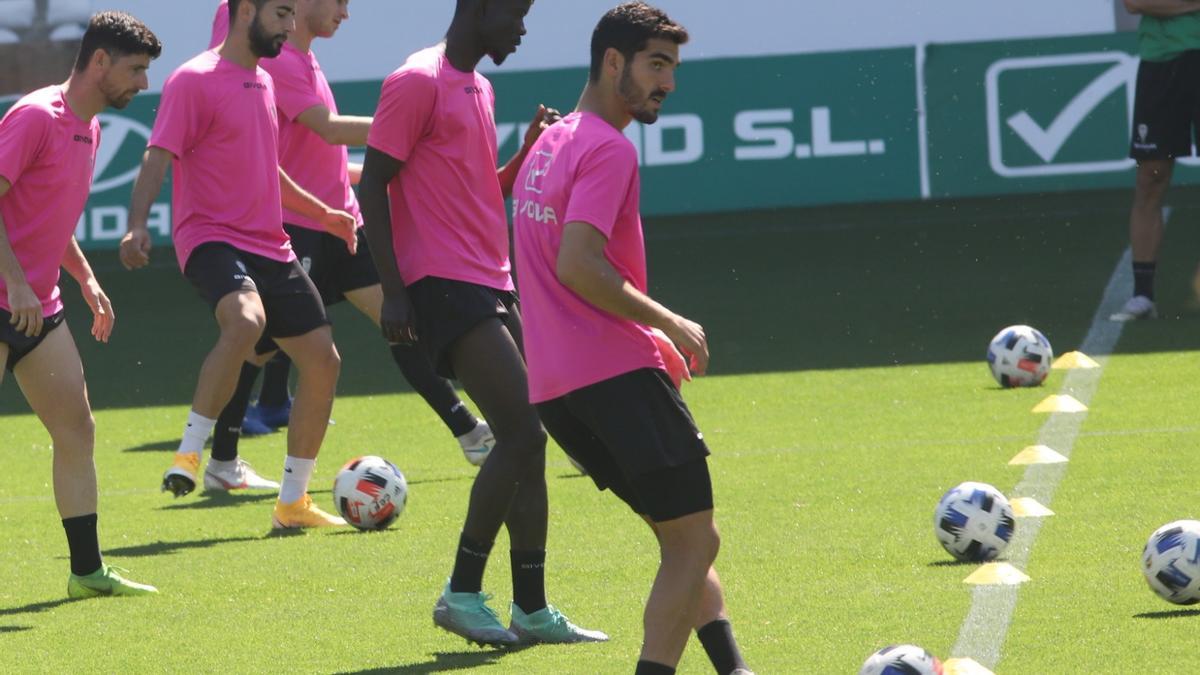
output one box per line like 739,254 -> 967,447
104,535 -> 265,558
158,490 -> 289,511
337,647 -> 516,674
406,475 -> 478,487
0,598 -> 71,618
0,626 -> 32,634
926,559 -> 978,567
122,438 -> 184,453
1133,608 -> 1200,620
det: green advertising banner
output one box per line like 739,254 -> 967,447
2,47 -> 922,250
923,32 -> 1200,198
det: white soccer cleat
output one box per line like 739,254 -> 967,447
1109,295 -> 1157,322
203,458 -> 280,491
457,420 -> 495,467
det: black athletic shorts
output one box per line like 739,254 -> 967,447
536,367 -> 713,522
0,309 -> 65,372
183,242 -> 329,355
1130,50 -> 1200,160
286,224 -> 378,307
407,276 -> 519,379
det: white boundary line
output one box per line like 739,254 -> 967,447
950,230 -> 1148,666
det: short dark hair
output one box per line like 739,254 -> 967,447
74,11 -> 162,72
589,2 -> 688,82
229,0 -> 271,20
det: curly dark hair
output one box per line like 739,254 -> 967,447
73,11 -> 162,72
589,2 -> 689,82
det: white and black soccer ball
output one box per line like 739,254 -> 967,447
1142,520 -> 1200,605
332,455 -> 408,531
986,325 -> 1053,388
859,644 -> 943,675
934,482 -> 1015,562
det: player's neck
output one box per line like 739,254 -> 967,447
443,26 -> 485,73
577,84 -> 632,131
218,35 -> 261,71
61,74 -> 104,121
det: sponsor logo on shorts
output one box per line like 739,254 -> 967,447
300,256 -> 313,274
1138,123 -> 1149,143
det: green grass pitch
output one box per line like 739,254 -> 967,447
4,187 -> 1200,672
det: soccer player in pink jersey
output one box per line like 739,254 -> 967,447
512,5 -> 753,674
203,0 -> 497,487
359,0 -> 606,647
0,12 -> 160,598
119,0 -> 358,529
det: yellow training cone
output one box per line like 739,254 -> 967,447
964,562 -> 1030,585
1011,497 -> 1055,517
1031,394 -> 1087,413
1008,445 -> 1068,465
1052,351 -> 1100,369
944,658 -> 996,675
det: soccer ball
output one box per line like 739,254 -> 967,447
332,456 -> 408,531
934,482 -> 1015,562
859,644 -> 943,675
1142,520 -> 1200,605
986,325 -> 1053,388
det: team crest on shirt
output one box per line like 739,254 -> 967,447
523,150 -> 554,195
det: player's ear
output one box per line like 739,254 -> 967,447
604,47 -> 624,81
90,47 -> 110,72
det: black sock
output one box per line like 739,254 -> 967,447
449,532 -> 492,594
635,661 -> 676,675
697,619 -> 748,675
510,549 -> 547,614
258,353 -> 292,407
212,362 -> 261,462
389,343 -> 477,436
62,514 -> 102,576
1133,261 -> 1157,301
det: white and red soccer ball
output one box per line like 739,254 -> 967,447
986,325 -> 1053,388
332,455 -> 408,531
859,644 -> 943,675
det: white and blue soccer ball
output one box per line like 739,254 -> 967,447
986,325 -> 1053,388
934,482 -> 1015,562
859,644 -> 943,675
1142,520 -> 1200,605
332,455 -> 408,531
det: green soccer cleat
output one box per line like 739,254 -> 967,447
67,563 -> 159,599
432,581 -> 517,647
509,603 -> 609,645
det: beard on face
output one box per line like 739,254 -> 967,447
99,75 -> 135,110
249,15 -> 285,58
619,65 -> 665,125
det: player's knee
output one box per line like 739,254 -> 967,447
659,515 -> 720,566
221,313 -> 266,350
50,409 -> 95,449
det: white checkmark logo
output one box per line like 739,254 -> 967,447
1005,60 -> 1135,163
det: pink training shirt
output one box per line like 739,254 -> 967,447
367,45 -> 513,291
209,2 -> 358,232
0,85 -> 99,317
512,112 -> 665,403
149,50 -> 292,270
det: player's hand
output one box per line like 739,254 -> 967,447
380,291 -> 418,345
522,104 -> 562,149
119,228 -> 152,270
649,327 -> 692,389
663,314 -> 709,377
79,279 -> 115,343
7,282 -> 42,338
320,209 -> 358,255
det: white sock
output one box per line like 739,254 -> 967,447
279,456 -> 315,504
178,411 -> 216,458
207,458 -> 238,474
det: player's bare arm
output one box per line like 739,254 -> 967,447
120,146 -> 173,270
295,105 -> 372,147
279,167 -> 358,254
498,104 -> 562,197
359,146 -> 416,345
557,220 -> 709,375
0,176 -> 42,337
347,162 -> 363,186
61,236 -> 114,343
1124,0 -> 1200,17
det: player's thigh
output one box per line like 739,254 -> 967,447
13,322 -> 92,434
214,289 -> 269,351
274,324 -> 340,374
343,283 -> 383,326
449,318 -> 541,444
